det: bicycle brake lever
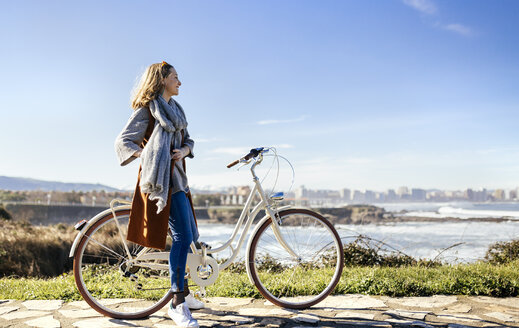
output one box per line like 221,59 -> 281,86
236,160 -> 251,170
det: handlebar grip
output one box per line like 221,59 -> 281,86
227,160 -> 239,168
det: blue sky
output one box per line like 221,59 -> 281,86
1,0 -> 518,191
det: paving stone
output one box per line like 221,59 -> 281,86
202,309 -> 226,315
0,300 -> 14,306
386,318 -> 416,325
72,317 -> 134,328
389,295 -> 458,308
436,313 -> 484,323
260,317 -> 285,326
154,324 -> 171,328
247,323 -> 263,328
386,318 -> 434,327
97,298 -> 140,306
473,296 -> 519,309
197,320 -> 219,327
235,306 -> 295,317
484,311 -> 518,323
335,321 -> 392,327
263,297 -> 314,307
505,308 -> 519,315
67,301 -> 91,309
0,306 -> 19,315
58,308 -> 103,318
23,300 -> 64,311
292,313 -> 320,323
25,315 -> 61,328
148,314 -> 166,323
443,303 -> 472,313
192,312 -> 210,318
448,324 -> 504,328
207,297 -> 252,307
220,314 -> 255,324
154,308 -> 167,316
67,298 -> 138,310
335,311 -> 375,320
384,309 -> 431,320
410,321 -> 435,328
318,294 -> 387,310
1,310 -> 50,320
266,307 -> 298,316
237,307 -> 266,316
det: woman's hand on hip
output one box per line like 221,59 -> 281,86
171,146 -> 190,161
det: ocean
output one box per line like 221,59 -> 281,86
375,201 -> 519,219
197,202 -> 519,263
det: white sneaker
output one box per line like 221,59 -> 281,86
168,302 -> 199,328
185,293 -> 205,310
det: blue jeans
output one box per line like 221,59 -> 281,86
168,191 -> 199,292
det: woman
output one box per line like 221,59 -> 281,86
115,61 -> 201,328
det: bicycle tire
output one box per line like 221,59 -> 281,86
72,209 -> 172,319
247,208 -> 344,309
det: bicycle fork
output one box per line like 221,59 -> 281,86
253,177 -> 299,259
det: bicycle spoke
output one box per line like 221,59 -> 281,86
82,234 -> 127,262
74,211 -> 172,319
248,210 -> 343,309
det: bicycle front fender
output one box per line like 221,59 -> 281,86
244,205 -> 292,285
68,205 -> 132,258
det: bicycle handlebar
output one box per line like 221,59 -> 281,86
226,160 -> 239,168
226,147 -> 265,168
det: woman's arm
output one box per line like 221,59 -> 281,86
114,108 -> 150,166
182,128 -> 194,158
171,128 -> 195,161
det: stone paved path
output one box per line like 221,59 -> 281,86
1,295 -> 518,327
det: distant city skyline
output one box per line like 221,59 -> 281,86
1,1 -> 518,191
2,173 -> 519,201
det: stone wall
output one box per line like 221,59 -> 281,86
4,204 -> 211,225
3,203 -> 388,226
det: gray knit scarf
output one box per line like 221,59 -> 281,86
140,95 -> 187,214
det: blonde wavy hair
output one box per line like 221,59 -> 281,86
131,62 -> 174,109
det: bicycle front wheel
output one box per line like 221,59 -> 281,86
247,209 -> 344,309
72,208 -> 172,319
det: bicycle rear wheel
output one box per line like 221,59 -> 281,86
72,208 -> 172,319
247,209 -> 344,309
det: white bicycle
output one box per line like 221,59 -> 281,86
69,147 -> 344,319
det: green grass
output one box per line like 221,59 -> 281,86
334,261 -> 519,297
1,261 -> 518,301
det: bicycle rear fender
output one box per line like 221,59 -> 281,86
68,205 -> 132,258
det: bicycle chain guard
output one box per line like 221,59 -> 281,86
186,253 -> 219,288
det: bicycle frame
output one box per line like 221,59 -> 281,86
138,155 -> 296,280
69,152 -> 297,293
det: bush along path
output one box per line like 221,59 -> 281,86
1,294 -> 519,327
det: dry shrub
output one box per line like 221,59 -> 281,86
343,236 -> 441,267
485,239 -> 519,264
0,205 -> 11,220
0,220 -> 76,277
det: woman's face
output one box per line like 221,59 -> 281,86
164,67 -> 181,96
